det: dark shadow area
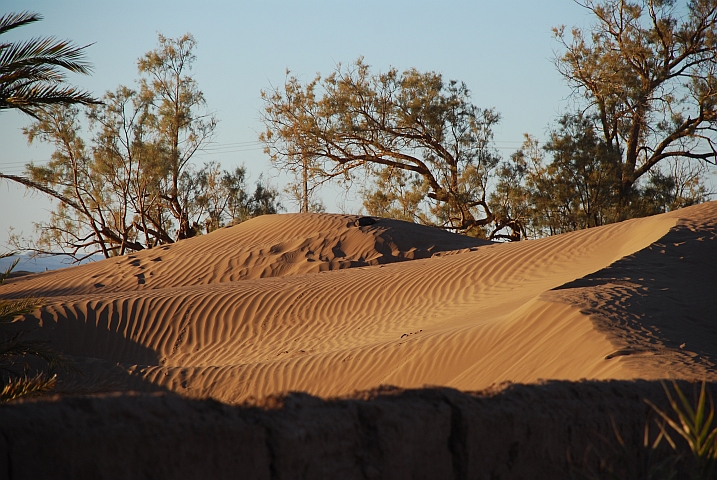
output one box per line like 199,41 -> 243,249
0,380 -> 713,480
2,303 -> 167,397
550,221 -> 717,371
366,218 -> 489,263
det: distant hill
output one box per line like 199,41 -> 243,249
0,253 -> 102,274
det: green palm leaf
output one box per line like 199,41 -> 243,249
0,10 -> 99,117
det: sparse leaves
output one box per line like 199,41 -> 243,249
554,0 -> 717,213
7,34 -> 280,260
261,59 -> 502,237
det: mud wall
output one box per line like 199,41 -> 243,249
0,380 -> 703,480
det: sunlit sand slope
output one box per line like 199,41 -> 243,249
2,204 -> 716,403
0,214 -> 487,297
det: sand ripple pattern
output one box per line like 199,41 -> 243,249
3,205 -> 716,402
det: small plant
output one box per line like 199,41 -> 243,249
571,382 -> 717,480
569,412 -> 680,480
646,381 -> 717,480
0,252 -> 67,401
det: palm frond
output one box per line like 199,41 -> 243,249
0,297 -> 42,323
0,255 -> 19,285
0,334 -> 67,372
0,83 -> 98,117
0,372 -> 56,402
0,36 -> 94,76
0,12 -> 41,37
0,326 -> 76,376
0,11 -> 99,114
0,251 -> 69,402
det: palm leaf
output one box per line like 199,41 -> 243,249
0,254 -> 70,402
0,254 -> 19,285
0,12 -> 41,37
646,381 -> 717,478
0,84 -> 98,116
0,36 -> 94,76
0,11 -> 99,116
0,298 -> 42,323
0,334 -> 67,372
0,372 -> 56,402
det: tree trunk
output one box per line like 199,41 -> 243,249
302,154 -> 309,213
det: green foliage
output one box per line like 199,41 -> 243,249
260,0 -> 717,239
245,178 -> 282,219
361,167 -> 428,224
576,382 -> 717,479
8,34 -> 280,260
570,415 -> 679,480
554,0 -> 717,212
647,381 -> 717,479
635,159 -> 712,216
136,34 -> 218,240
191,163 -> 282,232
0,11 -> 98,117
487,136 -> 539,240
492,114 -> 712,238
261,58 -> 502,237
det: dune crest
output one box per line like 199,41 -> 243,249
0,214 -> 487,297
2,204 -> 716,402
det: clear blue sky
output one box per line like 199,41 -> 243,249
0,0 -> 592,248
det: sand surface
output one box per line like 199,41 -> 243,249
2,205 -> 716,403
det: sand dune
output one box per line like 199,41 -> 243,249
2,203 -> 716,403
1,214 -> 486,297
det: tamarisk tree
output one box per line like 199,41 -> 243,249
261,59 -> 502,237
6,34 -> 279,260
554,0 -> 717,215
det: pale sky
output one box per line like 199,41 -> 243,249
0,0 -> 592,249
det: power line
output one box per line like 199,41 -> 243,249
1,139 -> 529,171
200,140 -> 264,150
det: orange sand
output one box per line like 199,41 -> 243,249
2,204 -> 716,403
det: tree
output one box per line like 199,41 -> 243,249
5,34 -> 280,260
361,167 -> 428,224
487,137 -> 536,240
492,121 -> 712,239
554,0 -> 717,216
542,113 -> 623,231
137,34 -> 218,240
491,121 -> 621,237
0,11 -> 98,117
192,163 -> 281,232
281,153 -> 326,213
261,59 -> 502,237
